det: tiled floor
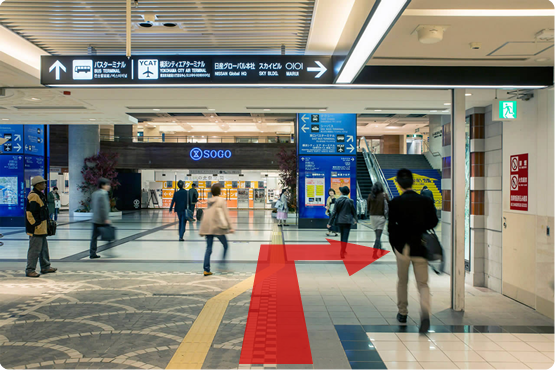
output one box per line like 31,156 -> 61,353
0,210 -> 553,369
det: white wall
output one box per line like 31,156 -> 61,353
501,88 -> 554,318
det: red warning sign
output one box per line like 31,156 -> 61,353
510,153 -> 528,211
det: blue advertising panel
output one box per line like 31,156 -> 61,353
24,125 -> 45,155
0,155 -> 25,217
297,113 -> 357,155
0,125 -> 24,155
24,155 -> 46,193
298,155 -> 357,219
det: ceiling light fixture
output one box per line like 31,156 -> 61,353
89,118 -> 96,121
385,126 -> 398,129
430,110 -> 438,113
319,109 -> 327,112
2,118 -> 9,121
31,97 -> 41,101
153,108 -> 160,111
374,109 -> 383,112
264,109 -> 271,111
335,0 -> 411,84
465,93 -> 472,97
208,108 -> 216,111
442,110 -> 449,113
444,103 -> 451,106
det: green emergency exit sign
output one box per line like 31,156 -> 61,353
499,100 -> 517,119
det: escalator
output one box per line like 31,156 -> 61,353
356,152 -> 373,201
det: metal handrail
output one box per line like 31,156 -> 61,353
361,137 -> 393,200
423,140 -> 441,157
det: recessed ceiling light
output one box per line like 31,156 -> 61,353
2,118 -> 9,121
444,103 -> 451,106
385,126 -> 398,129
153,108 -> 160,111
465,93 -> 472,97
202,136 -> 205,138
430,110 -> 438,113
89,118 -> 96,121
442,110 -> 449,113
208,108 -> 216,111
31,97 -> 40,101
264,109 -> 271,111
536,58 -> 549,62
319,109 -> 327,112
374,109 -> 382,112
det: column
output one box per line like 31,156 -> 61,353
69,125 -> 100,214
451,89 -> 466,311
114,125 -> 133,143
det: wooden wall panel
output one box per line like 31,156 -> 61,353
383,135 -> 401,154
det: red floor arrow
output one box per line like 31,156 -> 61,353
239,240 -> 389,365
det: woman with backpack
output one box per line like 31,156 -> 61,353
367,182 -> 389,250
327,186 -> 357,259
199,184 -> 234,276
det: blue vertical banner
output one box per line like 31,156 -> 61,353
0,124 -> 49,226
297,113 -> 357,228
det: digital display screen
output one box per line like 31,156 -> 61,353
0,155 -> 25,217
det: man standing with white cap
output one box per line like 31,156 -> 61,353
25,176 -> 57,278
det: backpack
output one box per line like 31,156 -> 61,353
421,229 -> 444,274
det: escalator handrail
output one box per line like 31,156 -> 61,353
360,137 -> 394,200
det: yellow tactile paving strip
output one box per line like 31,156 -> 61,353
166,223 -> 283,369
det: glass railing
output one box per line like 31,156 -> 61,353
100,135 -> 292,144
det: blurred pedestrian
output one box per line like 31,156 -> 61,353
89,178 -> 111,259
325,189 -> 339,237
328,186 -> 357,259
47,186 -> 60,221
189,183 -> 199,221
25,176 -> 57,278
169,180 -> 189,241
276,189 -> 289,227
199,184 -> 234,276
388,169 -> 438,333
420,185 -> 435,203
367,182 -> 389,250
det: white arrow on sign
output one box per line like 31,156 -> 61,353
14,143 -> 22,152
49,60 -> 66,80
301,124 -> 309,133
347,144 -> 355,153
14,134 -> 21,142
347,135 -> 354,143
307,61 -> 327,78
301,114 -> 309,123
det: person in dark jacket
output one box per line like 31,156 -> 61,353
47,187 -> 60,221
327,186 -> 357,259
420,186 -> 435,204
367,182 -> 389,250
169,180 -> 189,241
189,183 -> 199,221
25,176 -> 57,278
90,178 -> 111,259
388,169 -> 438,333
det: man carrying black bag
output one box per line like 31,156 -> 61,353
388,169 -> 438,333
89,178 -> 112,259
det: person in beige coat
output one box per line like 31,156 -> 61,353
199,184 -> 234,276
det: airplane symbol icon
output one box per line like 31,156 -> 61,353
143,67 -> 155,78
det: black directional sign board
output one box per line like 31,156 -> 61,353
41,55 -> 334,85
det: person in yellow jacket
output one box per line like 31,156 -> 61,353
25,176 -> 57,278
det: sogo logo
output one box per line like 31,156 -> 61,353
190,147 -> 232,161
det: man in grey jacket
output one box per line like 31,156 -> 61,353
89,178 -> 111,259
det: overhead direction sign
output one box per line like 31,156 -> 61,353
297,113 -> 357,155
41,55 -> 335,86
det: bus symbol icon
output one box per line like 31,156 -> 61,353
73,60 -> 93,80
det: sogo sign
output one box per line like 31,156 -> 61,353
189,147 -> 232,161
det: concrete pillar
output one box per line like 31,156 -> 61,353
69,125 -> 100,214
451,89 -> 466,311
114,125 -> 133,142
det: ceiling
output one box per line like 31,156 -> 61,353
0,0 -> 316,55
374,0 -> 555,66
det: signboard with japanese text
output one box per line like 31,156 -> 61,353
298,156 -> 356,220
510,153 -> 528,211
0,125 -> 24,154
24,125 -> 45,155
297,113 -> 357,155
41,55 -> 334,85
